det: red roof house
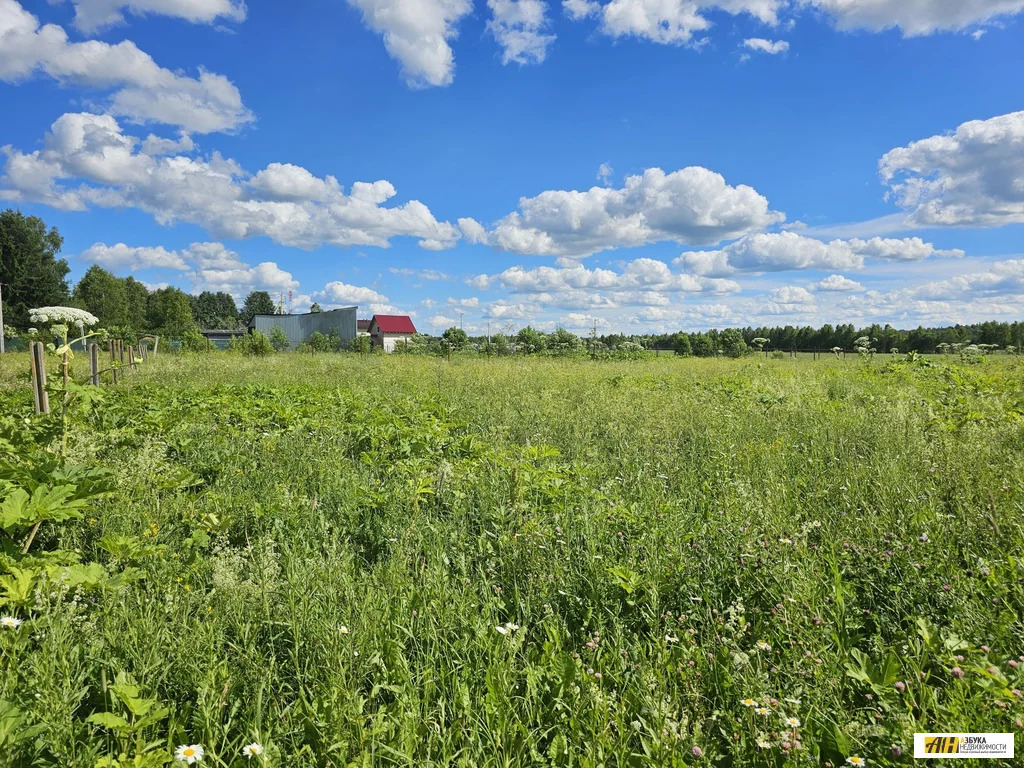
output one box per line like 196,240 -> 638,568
368,315 -> 417,352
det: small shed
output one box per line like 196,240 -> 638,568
249,307 -> 357,350
369,315 -> 417,352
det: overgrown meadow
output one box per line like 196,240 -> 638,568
1,353 -> 1023,767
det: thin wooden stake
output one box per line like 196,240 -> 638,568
30,342 -> 50,414
89,343 -> 99,386
110,340 -> 119,384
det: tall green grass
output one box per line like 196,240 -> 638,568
1,353 -> 1022,766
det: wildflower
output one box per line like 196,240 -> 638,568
981,645 -> 991,653
242,743 -> 263,759
495,622 -> 519,635
785,717 -> 801,728
894,681 -> 906,693
755,707 -> 770,716
778,537 -> 793,545
847,758 -> 866,767
28,306 -> 99,327
665,634 -> 679,643
741,698 -> 758,707
1009,660 -> 1019,669
1,617 -> 23,629
951,666 -> 964,679
339,625 -> 349,634
175,744 -> 205,764
757,739 -> 771,749
756,641 -> 771,651
690,745 -> 704,758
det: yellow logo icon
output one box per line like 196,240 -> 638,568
924,736 -> 962,754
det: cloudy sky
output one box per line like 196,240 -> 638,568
2,0 -> 1023,334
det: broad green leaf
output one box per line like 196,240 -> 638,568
86,712 -> 131,732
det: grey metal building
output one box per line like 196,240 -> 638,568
248,307 -> 357,349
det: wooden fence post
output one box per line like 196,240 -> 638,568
89,343 -> 99,385
30,342 -> 50,414
110,340 -> 119,384
152,337 -> 159,358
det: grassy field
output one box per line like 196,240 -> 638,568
1,352 -> 1023,767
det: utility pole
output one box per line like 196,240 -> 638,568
459,311 -> 464,330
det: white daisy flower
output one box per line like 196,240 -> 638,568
242,742 -> 264,759
846,758 -> 866,767
338,625 -> 349,634
785,717 -> 801,728
1,617 -> 23,629
740,698 -> 758,707
756,641 -> 771,651
757,739 -> 771,749
175,744 -> 204,764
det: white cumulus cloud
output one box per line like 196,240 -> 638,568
485,166 -> 784,257
0,0 -> 252,133
812,274 -> 864,291
564,0 -> 783,45
488,0 -> 556,64
81,242 -> 188,271
315,281 -> 391,306
769,285 -> 816,304
345,0 -> 473,87
803,0 -> 1024,36
59,0 -> 246,32
880,110 -> 1024,228
0,112 -> 461,251
742,37 -> 789,53
676,232 -> 963,276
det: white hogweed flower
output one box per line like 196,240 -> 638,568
28,306 -> 99,328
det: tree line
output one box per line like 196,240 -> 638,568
0,210 -> 300,339
3,209 -> 1023,354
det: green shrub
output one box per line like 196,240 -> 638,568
308,331 -> 332,353
182,329 -> 209,353
234,330 -> 274,357
268,325 -> 290,352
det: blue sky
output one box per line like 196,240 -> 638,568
2,0 -> 1023,334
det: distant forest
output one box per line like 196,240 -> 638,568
633,322 -> 1024,355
